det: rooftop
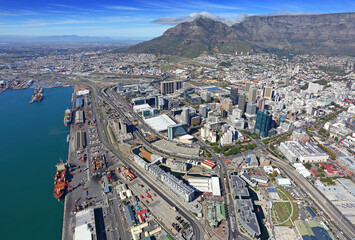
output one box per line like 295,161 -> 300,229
144,114 -> 176,132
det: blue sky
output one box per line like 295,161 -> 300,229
0,0 -> 354,38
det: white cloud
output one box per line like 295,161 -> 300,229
153,11 -> 247,26
105,5 -> 144,11
153,11 -> 318,26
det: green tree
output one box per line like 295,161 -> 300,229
269,144 -> 275,151
304,163 -> 312,170
211,147 -> 220,153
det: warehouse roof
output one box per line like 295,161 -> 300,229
211,177 -> 221,196
144,114 -> 176,132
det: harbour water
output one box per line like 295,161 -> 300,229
0,86 -> 73,240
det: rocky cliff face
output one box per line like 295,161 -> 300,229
232,12 -> 355,55
125,12 -> 355,56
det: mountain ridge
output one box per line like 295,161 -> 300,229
124,12 -> 355,57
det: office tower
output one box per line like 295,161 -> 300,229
221,98 -> 233,114
160,80 -> 183,94
245,102 -> 257,116
248,87 -> 257,102
254,110 -> 272,138
201,91 -> 211,101
238,94 -> 246,113
245,82 -> 251,91
199,105 -> 208,118
181,107 -> 190,125
230,87 -> 238,105
232,108 -> 243,119
257,98 -> 265,110
263,86 -> 273,99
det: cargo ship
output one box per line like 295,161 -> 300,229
53,162 -> 68,200
29,87 -> 43,103
64,109 -> 72,126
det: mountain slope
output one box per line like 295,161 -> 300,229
124,17 -> 253,57
125,12 -> 355,57
232,12 -> 355,55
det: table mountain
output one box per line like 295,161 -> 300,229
124,12 -> 355,57
124,17 -> 254,57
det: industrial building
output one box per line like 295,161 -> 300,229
75,110 -> 84,124
75,130 -> 87,150
201,160 -> 216,170
187,177 -> 221,196
281,141 -> 329,163
124,204 -> 137,227
74,208 -> 97,240
336,156 -> 355,176
294,163 -> 311,177
276,177 -> 292,186
76,98 -> 84,108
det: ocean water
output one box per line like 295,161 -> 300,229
0,86 -> 73,240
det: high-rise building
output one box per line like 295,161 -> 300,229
257,98 -> 265,110
245,82 -> 251,91
263,86 -> 273,99
221,98 -> 233,114
181,107 -> 190,125
248,87 -> 257,102
245,102 -> 257,116
199,105 -> 209,118
238,94 -> 246,113
232,108 -> 243,119
201,90 -> 211,101
160,80 -> 183,94
230,87 -> 238,105
254,110 -> 272,138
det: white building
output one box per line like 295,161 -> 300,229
220,126 -> 236,146
281,141 -> 329,163
188,177 -> 221,196
74,208 -> 97,240
276,178 -> 291,186
307,82 -> 324,93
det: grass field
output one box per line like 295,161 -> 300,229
274,202 -> 292,223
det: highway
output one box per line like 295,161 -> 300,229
271,156 -> 355,240
88,84 -> 204,240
